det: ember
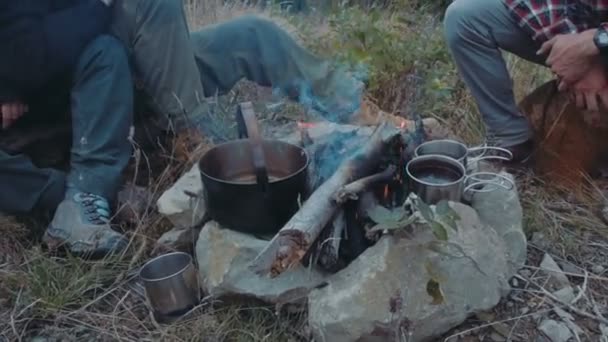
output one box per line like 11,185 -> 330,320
297,121 -> 316,129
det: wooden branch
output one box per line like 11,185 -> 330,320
249,122 -> 401,277
317,209 -> 346,272
333,165 -> 396,204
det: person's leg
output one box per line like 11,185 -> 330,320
0,150 -> 66,214
444,0 -> 545,152
44,35 -> 134,256
110,0 -> 205,126
110,0 -> 361,128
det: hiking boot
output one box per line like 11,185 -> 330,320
504,139 -> 535,166
43,191 -> 128,257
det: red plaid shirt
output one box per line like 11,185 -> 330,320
503,0 -> 608,42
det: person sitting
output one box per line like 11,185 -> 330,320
443,0 -> 608,164
0,0 -> 362,257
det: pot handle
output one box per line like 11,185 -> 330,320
467,146 -> 513,163
463,172 -> 514,194
236,102 -> 269,193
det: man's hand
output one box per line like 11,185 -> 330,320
538,30 -> 599,86
568,61 -> 608,111
1,102 -> 28,130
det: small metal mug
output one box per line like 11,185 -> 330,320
139,252 -> 201,323
406,155 -> 514,204
414,139 -> 513,173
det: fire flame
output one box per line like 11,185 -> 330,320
399,120 -> 406,130
383,185 -> 390,201
297,121 -> 316,129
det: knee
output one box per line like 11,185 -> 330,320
148,0 -> 184,22
79,35 -> 130,72
234,15 -> 282,35
443,0 -> 476,47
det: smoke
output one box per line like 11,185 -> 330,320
276,62 -> 369,124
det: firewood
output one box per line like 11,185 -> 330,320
333,165 -> 397,204
317,210 -> 346,272
249,122 -> 402,277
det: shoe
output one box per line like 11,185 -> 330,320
504,139 -> 535,165
43,190 -> 128,258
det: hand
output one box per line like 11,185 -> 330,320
1,102 -> 28,130
568,61 -> 608,111
538,30 -> 599,86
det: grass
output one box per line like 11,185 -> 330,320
1,1 -> 607,341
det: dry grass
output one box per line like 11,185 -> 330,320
1,1 -> 607,341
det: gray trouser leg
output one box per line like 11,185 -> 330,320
0,151 -> 66,213
68,35 -> 134,200
190,15 -> 328,98
444,0 -> 545,147
110,0 -> 330,125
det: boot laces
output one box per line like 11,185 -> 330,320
76,193 -> 111,225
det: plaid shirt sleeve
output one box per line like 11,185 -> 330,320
503,0 -> 608,42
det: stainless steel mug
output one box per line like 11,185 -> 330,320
414,139 -> 513,172
139,252 -> 201,322
406,155 -> 514,204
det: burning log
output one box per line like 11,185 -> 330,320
249,122 -> 403,277
333,165 -> 397,204
316,209 -> 346,272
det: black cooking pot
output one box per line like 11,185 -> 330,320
198,102 -> 309,235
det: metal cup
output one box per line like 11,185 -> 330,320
414,139 -> 513,173
139,252 -> 201,323
406,155 -> 514,204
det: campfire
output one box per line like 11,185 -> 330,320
231,105 -> 417,277
151,101 -> 525,341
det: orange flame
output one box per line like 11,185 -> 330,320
400,120 -> 406,130
383,185 -> 390,200
297,121 -> 316,129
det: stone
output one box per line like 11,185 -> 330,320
592,265 -> 605,275
308,202 -> 512,342
552,286 -> 575,304
531,232 -> 550,251
157,164 -> 206,228
538,319 -> 573,342
156,226 -> 201,253
600,323 -> 608,339
195,221 -> 327,304
553,307 -> 584,337
490,332 -> 506,342
519,269 -> 532,278
559,261 -> 583,277
540,254 -> 571,289
471,171 -> 527,277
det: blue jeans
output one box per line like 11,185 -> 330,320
0,35 -> 133,213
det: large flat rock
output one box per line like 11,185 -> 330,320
195,222 -> 327,304
308,178 -> 525,342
